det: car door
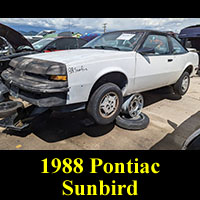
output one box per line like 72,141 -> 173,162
134,33 -> 175,92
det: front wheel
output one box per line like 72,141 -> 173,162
87,83 -> 123,125
173,71 -> 190,96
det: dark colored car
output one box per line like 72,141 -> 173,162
32,37 -> 88,53
179,25 -> 200,50
179,25 -> 200,74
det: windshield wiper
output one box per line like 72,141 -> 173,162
94,45 -> 120,51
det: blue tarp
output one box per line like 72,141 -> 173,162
179,26 -> 200,39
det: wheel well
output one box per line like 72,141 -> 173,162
89,72 -> 128,99
184,65 -> 193,75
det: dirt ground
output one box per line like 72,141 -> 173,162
1,76 -> 200,150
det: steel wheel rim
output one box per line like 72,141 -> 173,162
99,92 -> 119,118
181,76 -> 189,93
128,94 -> 144,118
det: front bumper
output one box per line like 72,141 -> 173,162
9,85 -> 68,107
2,69 -> 69,107
1,57 -> 69,107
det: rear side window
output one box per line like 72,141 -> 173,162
170,36 -> 187,54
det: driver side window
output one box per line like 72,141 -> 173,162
141,34 -> 170,55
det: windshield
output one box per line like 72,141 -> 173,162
83,31 -> 144,51
32,38 -> 55,50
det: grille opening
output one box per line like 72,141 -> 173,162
25,72 -> 48,80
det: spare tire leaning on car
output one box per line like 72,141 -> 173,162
116,112 -> 149,130
116,93 -> 150,130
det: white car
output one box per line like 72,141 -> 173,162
1,30 -> 199,125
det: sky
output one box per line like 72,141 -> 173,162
0,18 -> 200,34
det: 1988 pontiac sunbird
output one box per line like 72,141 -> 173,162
1,30 -> 199,126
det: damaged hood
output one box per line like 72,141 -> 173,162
0,23 -> 33,50
21,48 -> 133,66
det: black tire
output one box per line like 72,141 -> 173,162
116,112 -> 150,130
87,83 -> 123,125
173,71 -> 190,96
186,135 -> 200,150
0,101 -> 23,118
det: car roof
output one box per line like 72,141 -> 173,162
103,29 -> 169,35
179,25 -> 200,38
53,36 -> 87,41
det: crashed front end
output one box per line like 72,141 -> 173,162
1,56 -> 69,107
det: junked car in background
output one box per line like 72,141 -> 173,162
0,23 -> 35,59
0,23 -> 36,101
179,25 -> 200,52
0,23 -> 36,72
32,37 -> 88,53
179,25 -> 200,75
0,29 -> 198,131
25,30 -> 56,43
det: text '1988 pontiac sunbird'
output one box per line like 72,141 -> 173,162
0,29 -> 199,131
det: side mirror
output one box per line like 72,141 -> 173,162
138,47 -> 155,55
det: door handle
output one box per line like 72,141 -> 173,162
168,59 -> 173,62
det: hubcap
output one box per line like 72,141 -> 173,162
99,92 -> 119,118
181,76 -> 189,93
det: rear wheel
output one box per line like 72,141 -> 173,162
87,83 -> 123,125
173,71 -> 190,96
